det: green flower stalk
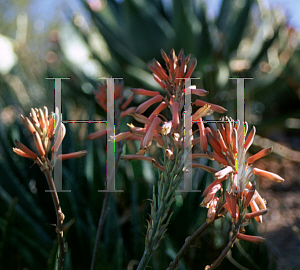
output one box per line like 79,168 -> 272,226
114,49 -> 226,270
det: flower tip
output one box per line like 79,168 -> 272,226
58,150 -> 88,161
87,129 -> 107,140
14,140 -> 38,160
253,168 -> 284,183
33,131 -> 45,157
237,233 -> 266,244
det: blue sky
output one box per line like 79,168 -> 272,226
206,0 -> 300,30
5,0 -> 300,36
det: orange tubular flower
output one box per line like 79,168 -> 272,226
172,101 -> 179,131
139,117 -> 161,154
197,118 -> 207,153
130,88 -> 161,97
250,200 -> 262,223
244,183 -> 255,207
120,107 -> 136,118
58,150 -> 88,160
47,113 -> 55,139
111,132 -> 133,142
184,58 -> 197,78
191,163 -> 218,174
88,81 -> 136,141
207,151 -> 229,166
194,100 -> 227,114
135,95 -> 164,114
225,191 -> 237,219
20,115 -> 36,134
33,132 -> 46,157
236,233 -> 266,244
13,148 -> 36,159
253,168 -> 285,183
129,113 -> 152,125
200,183 -> 221,207
201,177 -> 227,198
247,147 -> 272,164
189,153 -> 212,160
245,208 -> 268,220
191,89 -> 209,97
14,140 -> 38,160
87,129 -> 107,140
192,104 -> 211,121
207,196 -> 219,222
214,166 -> 233,179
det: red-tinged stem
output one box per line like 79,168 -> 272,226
168,221 -> 211,270
169,203 -> 226,270
44,168 -> 65,270
209,232 -> 239,270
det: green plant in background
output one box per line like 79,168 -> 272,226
1,0 -> 300,269
69,0 -> 299,136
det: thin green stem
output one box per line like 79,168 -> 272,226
137,147 -> 184,270
136,249 -> 152,270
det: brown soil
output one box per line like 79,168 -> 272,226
255,158 -> 300,269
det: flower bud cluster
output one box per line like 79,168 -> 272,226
113,49 -> 227,170
13,107 -> 87,168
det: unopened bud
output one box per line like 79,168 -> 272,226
165,149 -> 174,160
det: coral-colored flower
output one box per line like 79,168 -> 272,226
207,196 -> 219,223
90,80 -> 136,124
197,116 -> 284,238
13,140 -> 38,160
236,233 -> 266,244
253,168 -> 284,183
58,150 -> 88,160
200,183 -> 221,207
107,49 -> 226,163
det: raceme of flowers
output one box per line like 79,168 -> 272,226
116,49 -> 227,166
193,116 -> 284,244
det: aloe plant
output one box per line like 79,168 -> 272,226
0,0 -> 299,269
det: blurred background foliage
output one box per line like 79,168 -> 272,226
0,0 -> 300,269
